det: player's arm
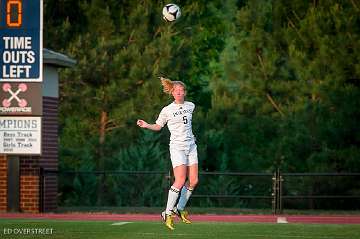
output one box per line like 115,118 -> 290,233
137,119 -> 162,131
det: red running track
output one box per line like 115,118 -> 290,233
1,213 -> 360,224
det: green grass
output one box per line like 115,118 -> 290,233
1,219 -> 360,239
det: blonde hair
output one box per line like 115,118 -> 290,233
160,77 -> 186,95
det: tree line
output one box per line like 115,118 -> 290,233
44,0 -> 360,208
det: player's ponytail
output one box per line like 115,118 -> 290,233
160,77 -> 173,95
160,77 -> 186,95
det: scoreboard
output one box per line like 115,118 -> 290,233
0,0 -> 42,82
0,0 -> 42,155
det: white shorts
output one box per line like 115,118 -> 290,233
169,143 -> 198,168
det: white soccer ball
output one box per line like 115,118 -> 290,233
162,3 -> 181,22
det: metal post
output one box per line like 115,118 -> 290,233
272,168 -> 283,214
272,171 -> 277,214
276,168 -> 281,214
279,172 -> 283,214
167,170 -> 172,188
7,156 -> 20,212
164,170 -> 172,203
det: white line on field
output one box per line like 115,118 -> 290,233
111,222 -> 132,226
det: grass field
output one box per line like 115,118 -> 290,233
1,219 -> 360,239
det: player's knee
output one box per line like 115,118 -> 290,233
189,177 -> 198,188
173,178 -> 186,189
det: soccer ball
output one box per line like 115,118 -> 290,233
162,3 -> 181,22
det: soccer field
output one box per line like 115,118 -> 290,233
1,219 -> 360,239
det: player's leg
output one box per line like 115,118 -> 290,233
166,165 -> 187,215
173,164 -> 198,224
173,144 -> 198,223
162,147 -> 187,230
162,165 -> 186,230
178,164 -> 198,210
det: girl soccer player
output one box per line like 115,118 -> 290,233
137,77 -> 199,230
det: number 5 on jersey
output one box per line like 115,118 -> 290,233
182,116 -> 188,124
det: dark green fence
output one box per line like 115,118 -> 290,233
40,169 -> 360,213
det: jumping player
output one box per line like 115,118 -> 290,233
137,77 -> 199,230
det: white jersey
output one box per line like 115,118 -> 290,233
156,101 -> 196,147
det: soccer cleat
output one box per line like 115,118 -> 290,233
172,207 -> 191,224
161,211 -> 175,230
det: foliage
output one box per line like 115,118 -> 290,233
44,0 -> 360,208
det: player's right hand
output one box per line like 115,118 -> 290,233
137,119 -> 147,128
